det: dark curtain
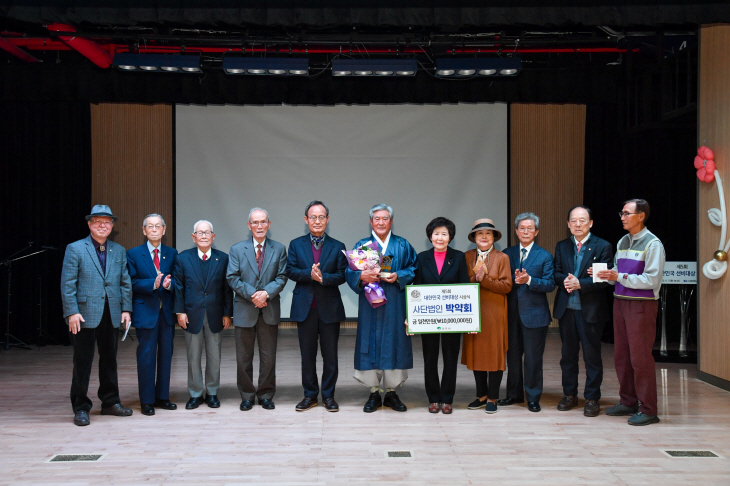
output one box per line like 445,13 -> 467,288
0,102 -> 91,347
2,2 -> 729,27
0,62 -> 621,105
584,102 -> 697,352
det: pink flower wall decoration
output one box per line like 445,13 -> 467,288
695,146 -> 716,182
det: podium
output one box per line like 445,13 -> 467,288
659,262 -> 696,358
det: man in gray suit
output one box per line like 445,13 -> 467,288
227,208 -> 288,411
61,205 -> 134,426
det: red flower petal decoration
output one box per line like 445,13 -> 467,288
696,146 -> 716,182
698,146 -> 715,161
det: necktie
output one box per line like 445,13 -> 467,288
153,248 -> 160,271
311,234 -> 324,250
576,241 -> 582,253
519,248 -> 527,271
256,244 -> 263,272
98,245 -> 106,275
202,254 -> 207,261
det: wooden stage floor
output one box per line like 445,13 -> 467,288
1,331 -> 729,485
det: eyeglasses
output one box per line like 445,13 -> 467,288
249,220 -> 269,227
145,224 -> 164,230
308,216 -> 328,222
91,220 -> 113,227
194,231 -> 212,236
372,217 -> 391,223
618,212 -> 639,218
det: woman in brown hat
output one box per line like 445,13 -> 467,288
462,219 -> 513,413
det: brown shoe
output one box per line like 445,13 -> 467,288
441,404 -> 453,414
584,399 -> 600,417
557,395 -> 578,411
428,403 -> 440,414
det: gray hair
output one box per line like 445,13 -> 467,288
305,200 -> 329,217
369,204 -> 394,220
193,220 -> 214,233
514,212 -> 540,229
143,213 -> 166,227
248,207 -> 269,222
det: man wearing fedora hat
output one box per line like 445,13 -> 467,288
61,204 -> 134,426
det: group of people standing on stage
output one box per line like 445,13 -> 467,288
61,198 -> 664,428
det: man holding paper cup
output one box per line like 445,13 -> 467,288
597,199 -> 665,426
553,206 -> 613,417
62,205 -> 134,426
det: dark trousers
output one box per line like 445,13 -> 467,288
505,314 -> 549,403
135,309 -> 175,404
297,307 -> 340,399
70,300 -> 120,412
613,298 -> 659,415
559,309 -> 605,400
235,313 -> 279,401
421,332 -> 461,404
474,370 -> 504,400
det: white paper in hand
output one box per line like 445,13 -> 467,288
592,263 -> 608,283
122,323 -> 131,341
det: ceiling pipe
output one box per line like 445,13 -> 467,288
46,23 -> 114,68
0,37 -> 39,62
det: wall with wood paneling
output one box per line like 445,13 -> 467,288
510,103 -> 586,326
698,25 -> 730,385
91,103 -> 174,251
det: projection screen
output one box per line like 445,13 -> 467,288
176,103 -> 508,319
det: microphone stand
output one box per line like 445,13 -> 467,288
1,243 -> 53,350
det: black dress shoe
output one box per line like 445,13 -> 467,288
557,395 -> 578,411
100,403 -> 133,416
363,392 -> 382,413
239,400 -> 253,411
323,397 -> 339,412
141,403 -> 155,416
154,399 -> 177,410
383,391 -> 407,412
260,398 -> 275,410
205,394 -> 220,408
185,396 -> 205,410
296,397 -> 318,412
496,397 -> 524,406
73,410 -> 90,426
527,401 -> 541,412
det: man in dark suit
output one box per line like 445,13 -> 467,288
227,208 -> 288,411
127,213 -> 178,416
61,204 -> 134,426
173,220 -> 233,410
286,200 -> 348,412
499,212 -> 555,412
553,206 -> 613,417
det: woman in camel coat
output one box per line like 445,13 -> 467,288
461,218 -> 512,414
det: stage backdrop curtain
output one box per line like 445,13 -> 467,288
0,102 -> 91,346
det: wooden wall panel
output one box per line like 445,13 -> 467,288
90,103 -> 174,251
698,25 -> 730,383
510,103 -> 586,326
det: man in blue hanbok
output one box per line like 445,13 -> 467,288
346,204 -> 418,413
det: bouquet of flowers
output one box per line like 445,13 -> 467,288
343,241 -> 387,308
